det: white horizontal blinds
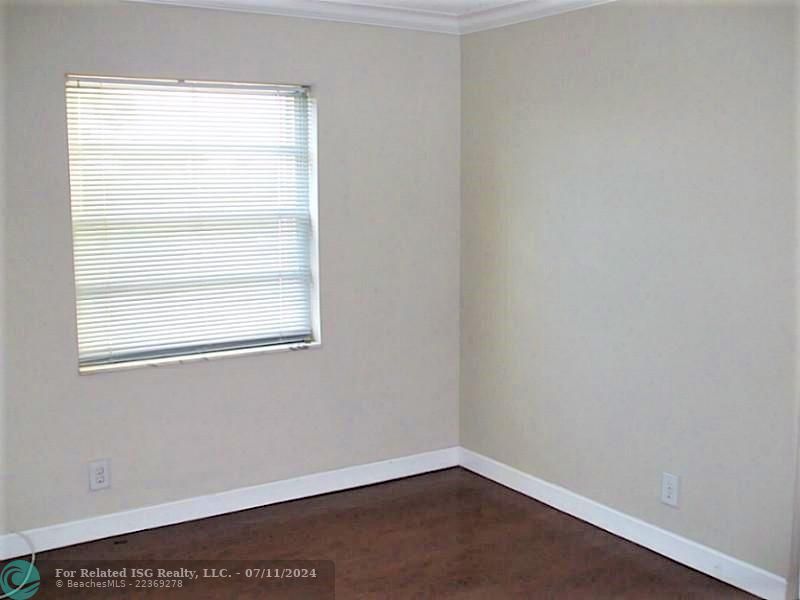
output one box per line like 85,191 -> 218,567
66,76 -> 315,367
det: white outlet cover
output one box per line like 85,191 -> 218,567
661,472 -> 679,507
89,458 -> 111,491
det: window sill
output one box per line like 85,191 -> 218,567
79,341 -> 322,375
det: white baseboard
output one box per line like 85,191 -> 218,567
0,446 -> 460,560
0,446 -> 788,600
459,448 -> 788,600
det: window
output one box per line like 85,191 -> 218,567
66,75 -> 319,371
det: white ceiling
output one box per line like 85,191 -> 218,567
318,0 -> 522,17
126,0 -> 615,34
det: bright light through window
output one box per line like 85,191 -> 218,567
65,75 -> 318,371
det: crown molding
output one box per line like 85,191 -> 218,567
460,0 -> 617,34
123,0 -> 616,35
124,0 -> 460,33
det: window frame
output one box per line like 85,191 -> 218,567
65,74 -> 322,374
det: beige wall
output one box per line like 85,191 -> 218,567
789,3 -> 800,592
0,0 -> 8,536
460,0 -> 797,577
4,0 -> 460,532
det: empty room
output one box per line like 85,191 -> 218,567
1,0 -> 799,598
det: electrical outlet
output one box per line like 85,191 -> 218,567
661,472 -> 679,507
89,459 -> 111,491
